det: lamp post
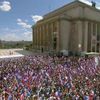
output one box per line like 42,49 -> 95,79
78,44 -> 82,52
53,32 -> 57,36
78,44 -> 82,56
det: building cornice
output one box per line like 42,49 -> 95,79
32,17 -> 100,29
44,0 -> 100,19
31,1 -> 100,29
70,17 -> 100,23
32,15 -> 71,27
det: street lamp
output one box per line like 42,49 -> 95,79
53,32 -> 57,36
78,44 -> 81,52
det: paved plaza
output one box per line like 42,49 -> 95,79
0,49 -> 20,56
0,49 -> 35,58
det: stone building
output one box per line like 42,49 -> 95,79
32,0 -> 100,53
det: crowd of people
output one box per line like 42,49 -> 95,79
0,55 -> 100,100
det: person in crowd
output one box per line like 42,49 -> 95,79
0,55 -> 100,99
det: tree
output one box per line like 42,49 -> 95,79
0,40 -> 2,48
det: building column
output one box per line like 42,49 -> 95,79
32,28 -> 34,49
51,23 -> 54,51
37,27 -> 39,49
95,23 -> 97,52
77,21 -> 83,52
40,26 -> 42,51
44,25 -> 46,51
36,28 -> 38,50
38,26 -> 40,50
45,24 -> 48,50
84,21 -> 88,52
41,26 -> 43,49
91,22 -> 93,51
34,29 -> 36,49
46,24 -> 49,50
42,25 -> 45,51
56,21 -> 60,51
48,23 -> 52,51
38,27 -> 40,50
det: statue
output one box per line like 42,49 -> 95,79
91,1 -> 96,7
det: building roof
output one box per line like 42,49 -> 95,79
32,0 -> 100,28
43,0 -> 100,19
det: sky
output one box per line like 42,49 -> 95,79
0,0 -> 100,41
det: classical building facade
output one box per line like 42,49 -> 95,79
32,0 -> 100,53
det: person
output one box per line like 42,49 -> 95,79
8,93 -> 13,100
41,47 -> 43,53
9,51 -> 13,55
0,55 -> 100,99
83,92 -> 89,100
20,93 -> 25,100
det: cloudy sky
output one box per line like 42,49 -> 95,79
0,0 -> 100,41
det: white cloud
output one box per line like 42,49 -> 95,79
96,2 -> 100,10
23,31 -> 32,41
1,32 -> 32,41
97,6 -> 100,9
0,1 -> 11,12
1,27 -> 24,34
16,18 -> 32,41
2,33 -> 20,41
0,28 -> 32,41
17,18 -> 21,22
17,18 -> 31,29
31,15 -> 43,23
24,31 -> 31,36
79,0 -> 92,5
